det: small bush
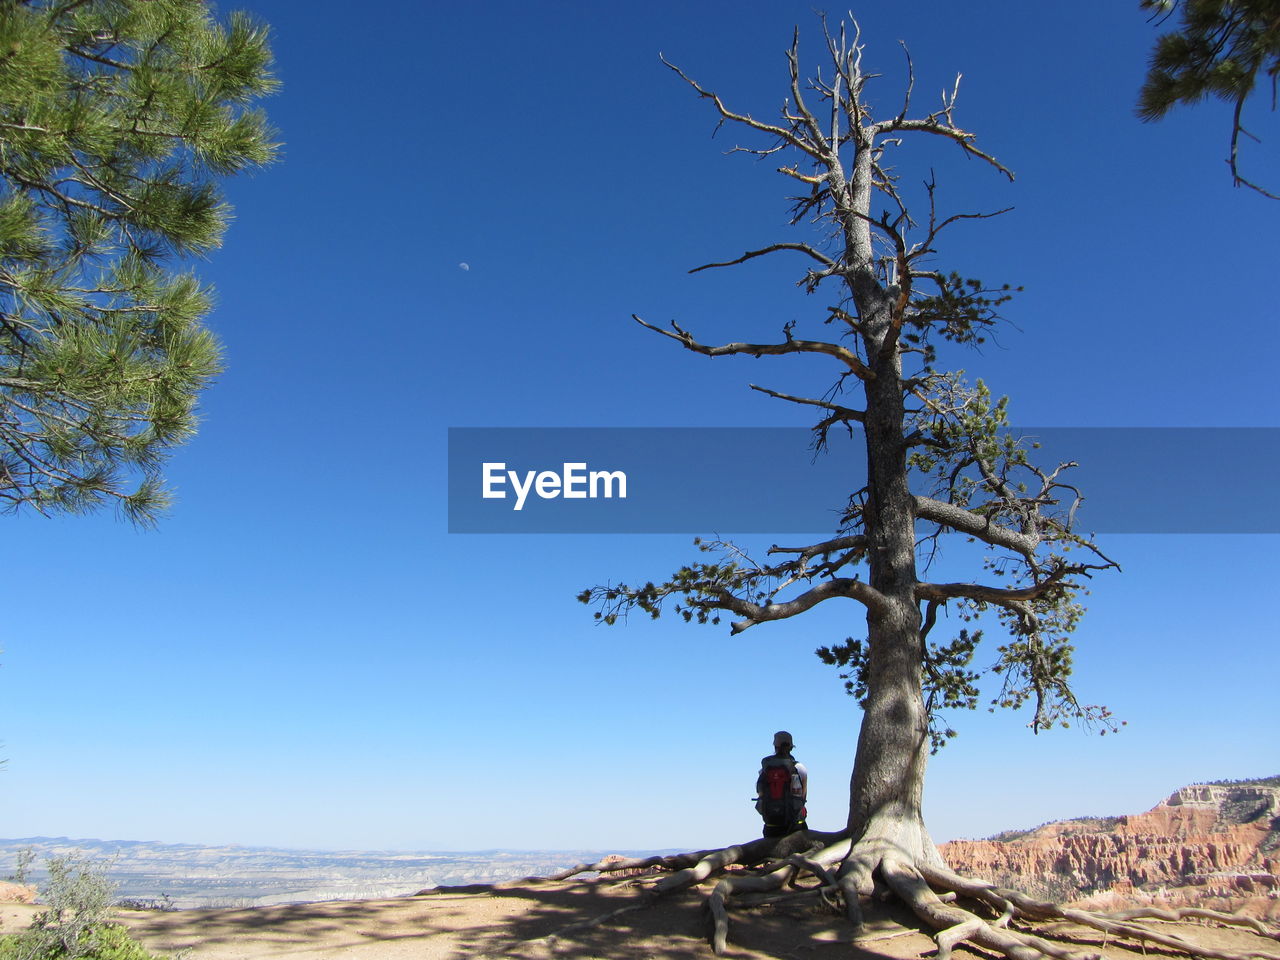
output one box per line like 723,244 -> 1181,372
112,896 -> 174,914
0,854 -> 169,960
0,923 -> 165,960
5,848 -> 35,885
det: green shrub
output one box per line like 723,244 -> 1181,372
5,848 -> 35,885
27,855 -> 115,957
0,923 -> 166,960
0,854 -> 169,960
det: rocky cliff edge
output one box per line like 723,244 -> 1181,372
940,778 -> 1280,919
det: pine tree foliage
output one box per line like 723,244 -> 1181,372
1139,0 -> 1280,197
0,0 -> 278,523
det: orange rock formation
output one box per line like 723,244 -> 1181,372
940,781 -> 1280,919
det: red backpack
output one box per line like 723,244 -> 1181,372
756,756 -> 800,826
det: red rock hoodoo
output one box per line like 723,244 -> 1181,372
940,779 -> 1280,919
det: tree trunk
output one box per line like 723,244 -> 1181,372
845,596 -> 940,866
845,297 -> 942,868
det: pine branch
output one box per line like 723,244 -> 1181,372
632,315 -> 876,380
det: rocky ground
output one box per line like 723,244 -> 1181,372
4,877 -> 1279,960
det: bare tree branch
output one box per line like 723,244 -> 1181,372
747,384 -> 865,423
633,315 -> 875,380
912,495 -> 1040,559
1229,96 -> 1280,198
785,27 -> 828,148
720,578 -> 888,633
689,243 -> 835,273
659,55 -> 823,161
766,534 -> 868,560
878,116 -> 1015,182
915,578 -> 1069,605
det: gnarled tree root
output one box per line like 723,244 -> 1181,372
1097,907 -> 1280,941
422,833 -> 1280,960
914,863 -> 1280,960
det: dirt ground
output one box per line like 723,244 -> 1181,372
3,881 -> 1277,960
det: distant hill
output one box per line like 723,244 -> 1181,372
941,777 -> 1280,918
9,777 -> 1278,914
0,837 -> 654,908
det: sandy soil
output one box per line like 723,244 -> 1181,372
4,881 -> 1277,960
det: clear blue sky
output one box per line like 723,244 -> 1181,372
3,1 -> 1277,853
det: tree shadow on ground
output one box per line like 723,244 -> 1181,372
463,878 -> 946,959
110,879 -> 1279,960
114,876 -> 941,959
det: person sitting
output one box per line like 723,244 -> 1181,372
754,730 -> 808,837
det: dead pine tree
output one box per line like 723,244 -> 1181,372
574,17 -> 1278,960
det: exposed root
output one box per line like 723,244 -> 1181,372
731,887 -> 829,909
920,863 -> 1280,960
1097,908 -> 1280,941
422,832 -> 1279,960
655,844 -> 750,896
669,838 -> 1277,959
882,856 -> 1102,960
547,849 -> 721,883
707,860 -> 795,954
935,917 -> 988,960
418,849 -> 722,895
